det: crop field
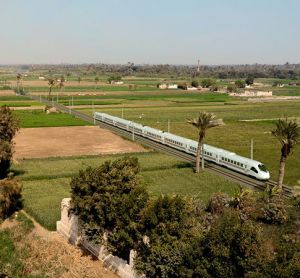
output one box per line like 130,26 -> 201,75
79,100 -> 300,187
1,74 -> 300,232
13,110 -> 90,128
13,153 -> 239,230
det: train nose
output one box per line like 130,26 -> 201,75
264,171 -> 270,180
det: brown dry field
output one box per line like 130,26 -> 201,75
0,90 -> 15,96
14,126 -> 145,159
10,80 -> 107,87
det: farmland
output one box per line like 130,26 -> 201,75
1,71 -> 300,232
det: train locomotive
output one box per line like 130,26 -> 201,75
94,112 -> 270,181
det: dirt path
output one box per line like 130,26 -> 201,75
0,212 -> 118,278
14,126 -> 146,159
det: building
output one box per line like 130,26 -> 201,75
158,83 -> 178,89
110,80 -> 124,85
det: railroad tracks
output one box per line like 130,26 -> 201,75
31,95 -> 294,198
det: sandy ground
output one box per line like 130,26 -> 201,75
0,212 -> 117,278
14,126 -> 145,159
0,90 -> 15,96
10,80 -> 108,87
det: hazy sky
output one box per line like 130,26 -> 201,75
0,0 -> 299,65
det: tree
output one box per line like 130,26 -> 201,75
201,79 -> 215,88
227,85 -> 237,93
245,77 -> 254,85
235,79 -> 246,88
0,106 -> 19,179
77,76 -> 81,84
187,112 -> 224,173
272,118 -> 300,190
16,73 -> 22,93
58,76 -> 65,91
191,80 -> 199,88
94,76 -> 99,89
70,156 -> 148,261
47,78 -> 56,98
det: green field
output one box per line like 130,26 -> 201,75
13,110 -> 90,128
13,153 -> 238,230
78,100 -> 300,187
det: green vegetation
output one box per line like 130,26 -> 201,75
81,100 -> 300,186
0,212 -> 38,278
13,153 -> 238,230
13,110 -> 90,128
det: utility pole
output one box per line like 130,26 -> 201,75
197,59 -> 200,73
92,101 -> 95,125
69,100 -> 71,114
250,139 -> 254,160
201,144 -> 205,170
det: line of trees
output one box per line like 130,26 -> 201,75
19,63 -> 300,79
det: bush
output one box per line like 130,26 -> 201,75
261,194 -> 288,224
207,192 -> 230,214
235,79 -> 246,88
0,179 -> 23,220
227,85 -> 237,93
135,195 -> 202,277
191,80 -> 199,88
0,141 -> 13,179
70,156 -> 148,261
201,79 -> 215,88
245,77 -> 254,85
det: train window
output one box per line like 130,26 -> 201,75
231,160 -> 233,163
241,163 -> 243,167
250,167 -> 258,174
258,164 -> 268,173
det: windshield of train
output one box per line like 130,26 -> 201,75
258,164 -> 268,172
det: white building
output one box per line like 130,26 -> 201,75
229,90 -> 273,97
110,81 -> 124,85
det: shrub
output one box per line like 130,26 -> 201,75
0,105 -> 19,142
207,192 -> 230,214
245,77 -> 254,85
70,156 -> 148,261
231,188 -> 260,220
0,179 -> 23,220
135,195 -> 200,277
201,79 -> 215,88
0,141 -> 13,179
235,79 -> 246,88
227,85 -> 237,93
261,194 -> 288,224
191,80 -> 199,88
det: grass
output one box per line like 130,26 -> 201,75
0,213 -> 41,278
13,152 -> 239,230
0,101 -> 40,107
13,110 -> 91,128
79,100 -> 300,186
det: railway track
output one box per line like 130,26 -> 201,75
31,95 -> 294,198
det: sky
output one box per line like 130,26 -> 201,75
0,0 -> 299,65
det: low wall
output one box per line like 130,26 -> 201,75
56,198 -> 139,278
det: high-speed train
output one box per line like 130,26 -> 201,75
94,112 -> 270,180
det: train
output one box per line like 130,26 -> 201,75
94,112 -> 270,181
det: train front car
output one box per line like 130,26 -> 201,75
255,162 -> 270,180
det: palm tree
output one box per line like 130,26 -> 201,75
47,78 -> 56,98
16,73 -> 22,93
272,118 -> 300,190
58,76 -> 65,91
187,112 -> 224,173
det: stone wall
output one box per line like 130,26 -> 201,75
56,198 -> 140,278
